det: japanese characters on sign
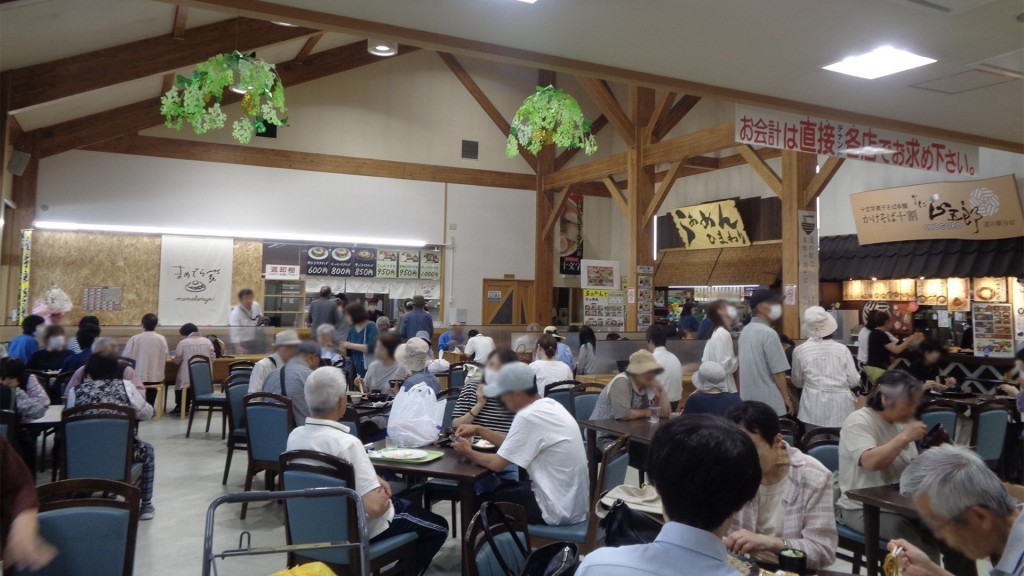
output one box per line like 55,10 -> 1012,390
265,265 -> 300,280
849,175 -> 1023,245
581,259 -> 620,289
669,199 -> 750,250
583,289 -> 625,329
736,105 -> 979,176
158,235 -> 234,326
298,245 -> 441,280
559,192 -> 584,275
797,210 -> 819,337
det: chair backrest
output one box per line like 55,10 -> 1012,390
805,440 -> 840,473
21,479 -> 140,576
545,380 -> 577,413
973,402 -> 1009,462
117,356 -> 136,369
244,393 -> 294,464
339,407 -> 361,438
279,450 -> 363,567
228,360 -> 256,370
798,427 -> 841,450
569,384 -> 600,421
778,416 -> 800,447
228,367 -> 253,380
188,356 -> 215,396
0,409 -> 15,442
54,371 -> 75,397
225,382 -> 250,433
60,404 -> 135,482
439,387 -> 461,430
920,406 -> 958,440
464,502 -> 531,576
598,434 -> 631,496
449,364 -> 467,390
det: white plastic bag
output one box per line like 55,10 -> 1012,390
387,383 -> 445,448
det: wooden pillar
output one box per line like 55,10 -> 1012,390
625,86 -> 655,332
3,136 -> 37,324
780,150 -> 816,337
533,69 -> 557,325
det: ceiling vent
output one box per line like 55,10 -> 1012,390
912,70 -> 1017,94
885,0 -> 1000,15
970,48 -> 1024,79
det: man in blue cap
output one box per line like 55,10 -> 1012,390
452,362 -> 588,526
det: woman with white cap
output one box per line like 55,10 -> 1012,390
680,361 -> 741,417
791,306 -> 861,431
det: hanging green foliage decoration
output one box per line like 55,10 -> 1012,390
506,85 -> 597,158
159,51 -> 287,144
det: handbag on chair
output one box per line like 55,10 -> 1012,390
598,499 -> 664,547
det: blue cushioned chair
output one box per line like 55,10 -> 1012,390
439,387 -> 461,430
279,450 -> 418,575
449,364 -> 467,391
464,502 -> 531,576
805,441 -> 839,473
186,356 -> 226,439
339,406 -> 362,438
241,392 -> 294,519
1,408 -> 15,442
15,478 -> 140,576
424,387 -> 464,536
920,400 -> 958,440
569,385 -> 600,421
60,404 -> 140,484
222,379 -> 250,485
544,381 -> 578,414
973,401 -> 1009,466
529,433 -> 630,553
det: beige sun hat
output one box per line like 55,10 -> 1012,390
625,349 -> 664,376
802,306 -> 838,339
396,338 -> 431,372
273,330 -> 301,347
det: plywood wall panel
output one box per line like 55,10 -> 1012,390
232,240 -> 263,305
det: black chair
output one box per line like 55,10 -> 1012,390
26,479 -> 141,576
799,427 -> 841,450
463,503 -> 532,576
227,360 -> 256,372
279,450 -> 418,576
222,378 -> 250,485
0,409 -> 16,443
778,416 -> 801,446
186,356 -> 226,439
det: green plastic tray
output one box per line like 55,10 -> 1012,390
368,449 -> 444,464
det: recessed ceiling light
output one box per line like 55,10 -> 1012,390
271,21 -> 298,27
368,40 -> 398,57
823,46 -> 936,79
516,0 -> 539,3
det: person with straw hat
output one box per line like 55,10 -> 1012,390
791,306 -> 861,431
680,361 -> 741,417
589,350 -> 672,449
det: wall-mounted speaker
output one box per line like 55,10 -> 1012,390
7,149 -> 30,177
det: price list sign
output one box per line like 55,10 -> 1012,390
419,250 -> 441,280
299,245 -> 442,279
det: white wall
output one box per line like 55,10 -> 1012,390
445,184 -> 536,324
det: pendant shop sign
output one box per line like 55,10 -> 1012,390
736,105 -> 979,176
849,175 -> 1023,245
669,199 -> 750,250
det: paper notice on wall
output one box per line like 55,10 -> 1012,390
158,235 -> 234,326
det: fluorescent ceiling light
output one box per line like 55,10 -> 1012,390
368,40 -> 398,57
33,221 -> 427,248
271,21 -> 298,27
823,46 -> 936,79
516,0 -> 539,3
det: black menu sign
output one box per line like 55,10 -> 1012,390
352,248 -> 377,277
304,246 -> 356,277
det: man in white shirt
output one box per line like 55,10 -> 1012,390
248,330 -> 301,393
453,362 -> 589,526
286,367 -> 448,575
647,324 -> 683,410
463,329 -> 495,363
229,288 -> 263,354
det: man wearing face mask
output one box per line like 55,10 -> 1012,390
738,289 -> 794,416
366,298 -> 385,323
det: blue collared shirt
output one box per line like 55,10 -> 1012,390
398,309 -> 434,342
555,342 -> 576,372
577,522 -> 737,576
992,507 -> 1024,576
403,369 -> 440,394
437,330 -> 465,352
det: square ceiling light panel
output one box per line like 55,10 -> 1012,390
823,46 -> 937,79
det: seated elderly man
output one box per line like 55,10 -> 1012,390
452,362 -> 588,526
577,415 -> 762,575
887,445 -> 1022,576
315,324 -> 343,365
248,330 -> 301,393
724,401 -> 837,569
262,340 -> 321,423
287,367 -> 448,575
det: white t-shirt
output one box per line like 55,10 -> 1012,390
530,360 -> 575,396
464,335 -> 496,362
498,398 -> 589,525
651,346 -> 683,403
837,408 -> 918,510
286,418 -> 394,538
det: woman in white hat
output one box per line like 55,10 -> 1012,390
680,361 -> 741,417
791,306 -> 861,431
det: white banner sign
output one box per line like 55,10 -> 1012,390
736,105 -> 979,176
158,235 -> 234,326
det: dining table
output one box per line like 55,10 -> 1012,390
19,405 -> 63,475
845,484 -> 918,576
579,417 -> 668,497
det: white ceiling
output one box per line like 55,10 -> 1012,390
236,0 -> 1024,146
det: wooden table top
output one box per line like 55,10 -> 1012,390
845,484 -> 917,517
367,441 -> 490,482
576,374 -> 617,385
21,405 -> 63,430
579,417 -> 667,445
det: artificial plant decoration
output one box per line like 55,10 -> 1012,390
160,51 -> 287,144
506,85 -> 597,158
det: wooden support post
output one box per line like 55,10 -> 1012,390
626,86 -> 655,332
3,134 -> 38,324
780,150 -> 817,337
533,69 -> 557,325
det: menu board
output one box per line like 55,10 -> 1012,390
637,275 -> 654,330
972,277 -> 1007,303
1011,278 -> 1024,350
972,302 -> 1015,358
843,279 -> 915,302
947,278 -> 970,311
300,245 -> 441,279
583,289 -> 625,329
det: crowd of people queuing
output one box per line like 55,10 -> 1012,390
2,284 -> 1023,576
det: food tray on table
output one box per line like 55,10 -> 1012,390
368,449 -> 444,464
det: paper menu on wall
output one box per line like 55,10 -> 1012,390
583,289 -> 625,329
972,302 -> 1014,358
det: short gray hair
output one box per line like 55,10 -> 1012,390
92,336 -> 118,357
315,324 -> 335,338
900,444 -> 1015,521
304,367 -> 347,417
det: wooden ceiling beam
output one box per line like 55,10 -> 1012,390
736,143 -> 782,195
643,157 -> 684,224
602,176 -> 629,217
645,91 -> 676,143
553,114 -> 607,171
541,186 -> 573,240
718,147 -> 781,169
577,76 -> 635,147
294,33 -> 323,62
652,95 -> 701,142
437,52 -> 537,172
802,156 -> 844,208
643,122 -> 735,166
5,17 -> 319,112
684,155 -> 719,172
172,6 -> 190,40
85,133 -> 536,189
545,152 -> 628,189
31,41 -> 418,158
